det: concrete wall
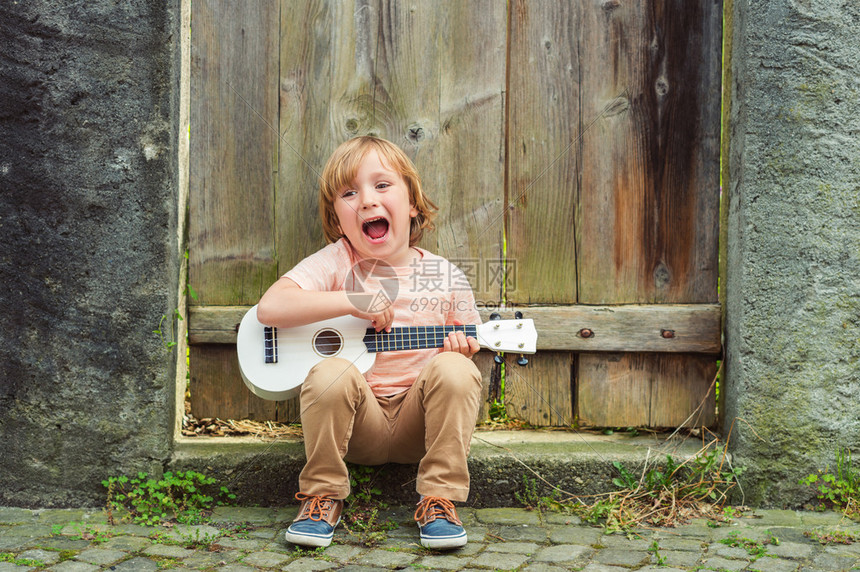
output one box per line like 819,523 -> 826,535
724,1 -> 860,505
0,0 -> 181,506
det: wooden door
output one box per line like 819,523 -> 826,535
188,0 -> 722,428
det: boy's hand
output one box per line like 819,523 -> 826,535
353,305 -> 395,333
443,320 -> 480,358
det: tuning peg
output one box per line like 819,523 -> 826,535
494,353 -> 504,365
489,312 -> 501,321
517,354 -> 529,366
515,310 -> 523,319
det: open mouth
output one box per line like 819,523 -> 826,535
362,216 -> 390,241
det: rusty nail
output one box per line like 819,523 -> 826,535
579,328 -> 594,339
661,329 -> 675,339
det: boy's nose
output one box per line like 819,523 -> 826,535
360,192 -> 379,208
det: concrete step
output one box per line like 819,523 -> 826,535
170,429 -> 712,507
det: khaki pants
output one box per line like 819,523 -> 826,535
297,352 -> 483,502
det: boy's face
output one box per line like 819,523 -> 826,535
334,149 -> 418,266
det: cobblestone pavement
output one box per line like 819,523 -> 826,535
1,506 -> 859,572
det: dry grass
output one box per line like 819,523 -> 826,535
514,437 -> 746,532
182,415 -> 302,440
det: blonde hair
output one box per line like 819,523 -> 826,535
319,136 -> 437,246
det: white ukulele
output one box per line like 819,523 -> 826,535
236,305 -> 538,401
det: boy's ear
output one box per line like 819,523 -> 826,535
409,205 -> 418,218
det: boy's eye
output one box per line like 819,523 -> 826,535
376,182 -> 390,189
341,189 -> 356,198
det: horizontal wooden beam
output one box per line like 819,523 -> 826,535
189,304 -> 721,354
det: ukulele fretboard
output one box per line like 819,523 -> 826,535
363,325 -> 477,353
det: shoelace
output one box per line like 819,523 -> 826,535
414,496 -> 462,525
295,492 -> 336,522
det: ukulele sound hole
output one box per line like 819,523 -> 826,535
313,329 -> 343,357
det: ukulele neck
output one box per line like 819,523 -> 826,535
363,325 -> 477,352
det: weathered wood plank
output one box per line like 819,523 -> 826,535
503,0 -> 581,426
188,1 -> 281,423
326,0 -> 443,195
189,0 -> 281,305
577,0 -> 722,304
576,353 -> 651,428
474,351 -> 495,423
507,0 -> 580,304
648,355 -> 716,427
190,344 -> 280,421
577,353 -> 716,428
489,304 -> 720,353
574,0 -> 722,427
189,304 -> 721,354
504,352 -> 574,427
278,0 -> 506,281
276,0 -> 335,273
431,0 -> 507,302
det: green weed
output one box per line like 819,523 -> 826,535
803,529 -> 858,545
648,540 -> 667,566
578,497 -> 622,527
515,475 -> 576,517
178,528 -> 222,549
154,309 -> 182,351
224,521 -> 254,539
290,546 -> 330,559
346,464 -> 383,506
57,550 -> 79,562
152,556 -> 180,570
148,528 -> 221,550
719,531 -> 777,560
800,447 -> 859,520
342,464 -> 398,547
0,553 -> 45,567
154,282 -> 197,352
62,522 -> 113,543
103,470 -> 236,526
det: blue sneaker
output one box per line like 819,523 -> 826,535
414,496 -> 467,549
284,493 -> 343,548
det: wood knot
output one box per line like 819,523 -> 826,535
604,96 -> 630,117
655,77 -> 669,97
579,328 -> 594,339
661,329 -> 675,339
602,0 -> 622,11
345,118 -> 359,132
654,262 -> 671,289
407,124 -> 425,142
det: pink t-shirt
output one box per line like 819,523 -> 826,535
284,238 -> 481,397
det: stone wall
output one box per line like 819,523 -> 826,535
724,1 -> 860,505
0,1 -> 181,506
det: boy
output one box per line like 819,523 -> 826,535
257,136 -> 483,550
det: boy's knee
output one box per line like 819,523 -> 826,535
424,352 -> 482,392
302,357 -> 363,399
